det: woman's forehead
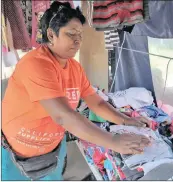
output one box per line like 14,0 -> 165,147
64,19 -> 83,31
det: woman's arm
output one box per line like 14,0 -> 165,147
40,97 -> 150,154
84,93 -> 151,127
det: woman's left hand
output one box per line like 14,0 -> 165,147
124,117 -> 152,128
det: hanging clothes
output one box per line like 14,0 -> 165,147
31,1 -> 50,47
92,0 -> 145,31
131,1 -> 173,38
2,14 -> 9,53
2,13 -> 19,67
20,0 -> 32,38
104,30 -> 120,50
50,0 -> 74,8
2,0 -> 31,50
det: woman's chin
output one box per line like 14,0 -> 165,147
68,51 -> 78,58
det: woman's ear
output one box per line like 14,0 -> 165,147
47,28 -> 54,43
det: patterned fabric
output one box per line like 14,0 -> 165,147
20,0 -> 32,37
31,1 -> 50,47
2,0 -> 31,50
104,30 -> 120,50
92,0 -> 145,31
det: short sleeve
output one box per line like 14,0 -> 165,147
20,58 -> 65,102
80,66 -> 96,98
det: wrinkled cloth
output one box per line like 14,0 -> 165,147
20,0 -> 32,37
92,121 -> 110,131
137,105 -> 172,124
121,164 -> 144,180
2,51 -> 19,68
79,140 -> 108,180
89,111 -> 107,123
131,110 -> 158,130
92,0 -> 145,31
77,100 -> 88,112
139,162 -> 173,181
141,158 -> 173,175
108,87 -> 154,109
32,1 -> 50,47
2,13 -> 19,67
2,0 -> 31,50
110,125 -> 173,169
105,151 -> 126,180
132,1 -> 173,38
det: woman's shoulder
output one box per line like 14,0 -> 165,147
18,46 -> 55,68
69,58 -> 83,71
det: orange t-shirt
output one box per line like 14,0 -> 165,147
2,45 -> 95,157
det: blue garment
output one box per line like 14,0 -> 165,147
104,159 -> 113,171
2,136 -> 67,181
142,105 -> 171,123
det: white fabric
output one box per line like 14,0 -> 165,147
77,101 -> 88,112
108,87 -> 154,109
110,125 -> 173,169
2,50 -> 18,67
93,87 -> 109,101
141,159 -> 173,175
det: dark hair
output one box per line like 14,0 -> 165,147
40,1 -> 86,43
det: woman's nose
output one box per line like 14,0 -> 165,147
74,40 -> 80,46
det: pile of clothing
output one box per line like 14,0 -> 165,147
77,87 -> 173,180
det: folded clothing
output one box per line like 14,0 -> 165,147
110,125 -> 173,169
141,158 -> 173,175
92,0 -> 145,31
121,164 -> 144,181
108,87 -> 154,109
136,105 -> 172,124
139,162 -> 173,181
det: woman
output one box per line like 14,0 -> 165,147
2,2 -> 150,180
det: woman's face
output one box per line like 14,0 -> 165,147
48,18 -> 83,59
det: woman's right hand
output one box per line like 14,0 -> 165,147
112,133 -> 151,155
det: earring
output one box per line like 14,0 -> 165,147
49,42 -> 53,46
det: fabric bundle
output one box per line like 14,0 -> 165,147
90,0 -> 149,50
110,125 -> 173,169
108,87 -> 154,109
93,0 -> 144,30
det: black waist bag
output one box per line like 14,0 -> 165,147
1,131 -> 61,180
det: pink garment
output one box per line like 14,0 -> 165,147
2,46 -> 8,53
157,101 -> 173,118
32,1 -> 50,48
2,0 -> 31,50
105,151 -> 126,180
93,149 -> 106,176
131,111 -> 158,130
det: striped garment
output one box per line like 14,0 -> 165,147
104,30 -> 119,50
92,0 -> 148,31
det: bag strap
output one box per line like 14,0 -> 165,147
1,130 -> 12,151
